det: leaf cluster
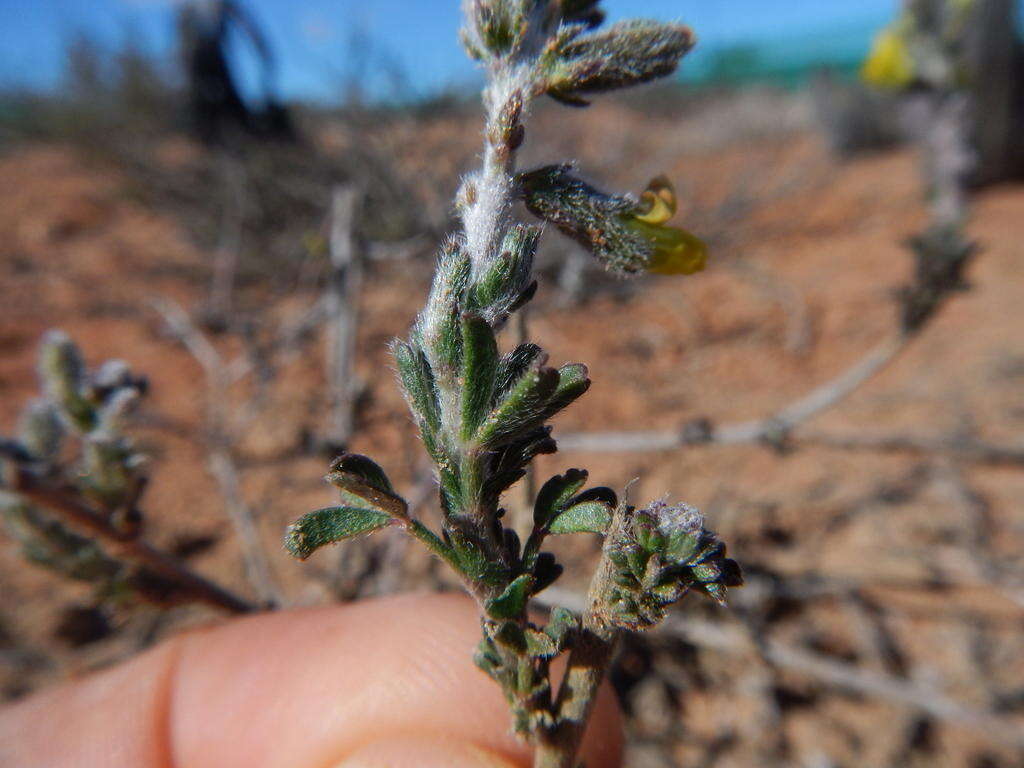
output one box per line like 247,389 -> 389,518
602,502 -> 743,630
0,332 -> 185,607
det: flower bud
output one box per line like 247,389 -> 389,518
519,166 -> 706,276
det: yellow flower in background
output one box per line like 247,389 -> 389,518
625,176 -> 708,275
862,27 -> 915,89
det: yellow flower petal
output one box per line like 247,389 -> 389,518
633,221 -> 707,275
862,28 -> 914,89
635,175 -> 677,225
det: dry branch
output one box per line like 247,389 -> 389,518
323,186 -> 364,451
208,448 -> 284,607
8,466 -> 254,614
560,336 -> 906,453
152,298 -> 284,607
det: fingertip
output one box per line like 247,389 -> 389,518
335,735 -> 520,768
1,593 -> 624,768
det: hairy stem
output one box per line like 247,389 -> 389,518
536,504 -> 629,767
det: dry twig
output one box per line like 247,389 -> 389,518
7,465 -> 254,614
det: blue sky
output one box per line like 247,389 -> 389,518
0,0 -> 899,101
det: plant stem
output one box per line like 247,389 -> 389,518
534,628 -> 617,768
10,466 -> 255,614
535,503 -> 629,767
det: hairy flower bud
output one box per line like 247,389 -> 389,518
519,166 -> 706,275
543,20 -> 695,106
601,499 -> 742,630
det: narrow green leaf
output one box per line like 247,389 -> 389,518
460,314 -> 499,441
329,454 -> 393,493
466,225 -> 539,324
326,454 -> 407,518
534,469 -> 588,529
485,573 -> 535,619
284,506 -> 392,560
394,341 -> 441,434
38,331 -> 95,431
3,500 -> 122,583
548,500 -> 612,534
467,253 -> 512,313
474,636 -> 504,675
541,363 -> 591,420
18,400 -> 64,462
494,343 -> 545,401
478,365 -> 560,448
626,546 -> 650,579
418,243 -> 470,379
530,551 -> 564,594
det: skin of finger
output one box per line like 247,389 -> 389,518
0,593 -> 623,768
333,734 -> 523,768
0,639 -> 178,768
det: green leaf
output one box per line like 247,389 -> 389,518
417,243 -> 470,379
534,469 -> 588,528
485,573 -> 535,619
447,523 -> 510,586
525,628 -> 557,658
284,506 -> 392,560
466,226 -> 538,324
548,500 -> 612,534
568,486 -> 618,508
495,343 -> 545,401
38,331 -> 95,431
518,164 -> 657,275
474,636 -> 503,674
394,341 -> 441,434
18,400 -> 64,462
465,0 -> 527,57
493,620 -> 527,653
3,499 -> 122,584
329,454 -> 393,493
663,529 -> 702,563
476,364 -> 560,448
326,454 -> 407,518
626,546 -> 650,579
542,363 -> 591,419
530,551 -> 563,594
544,606 -> 579,649
460,314 -> 499,441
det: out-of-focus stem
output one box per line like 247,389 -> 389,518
10,466 -> 255,614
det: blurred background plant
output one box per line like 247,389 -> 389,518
1,0 -> 1023,765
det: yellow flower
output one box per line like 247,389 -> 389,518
625,176 -> 707,275
862,28 -> 914,89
